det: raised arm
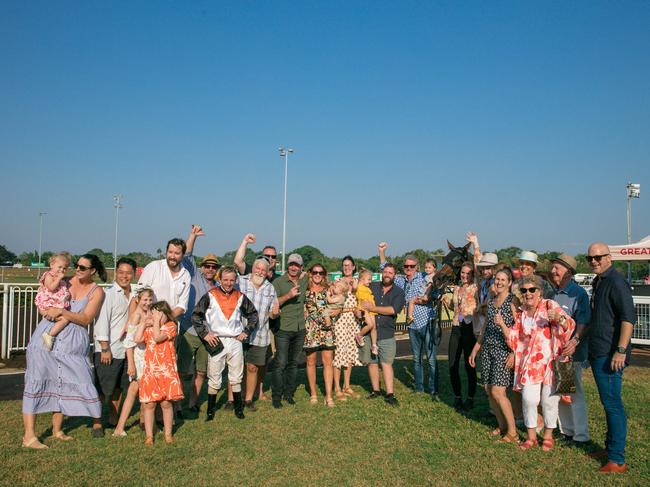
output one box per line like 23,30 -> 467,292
185,224 -> 204,255
378,242 -> 388,266
234,233 -> 256,275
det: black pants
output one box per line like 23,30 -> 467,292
272,329 -> 306,401
448,322 -> 477,398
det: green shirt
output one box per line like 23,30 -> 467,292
273,274 -> 309,332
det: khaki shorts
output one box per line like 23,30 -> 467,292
358,337 -> 396,365
244,344 -> 272,366
177,330 -> 208,374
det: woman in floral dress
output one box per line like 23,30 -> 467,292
137,302 -> 184,445
303,264 -> 337,406
495,274 -> 575,451
333,256 -> 362,400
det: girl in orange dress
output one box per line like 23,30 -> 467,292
135,301 -> 184,445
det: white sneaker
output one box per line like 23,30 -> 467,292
41,333 -> 54,351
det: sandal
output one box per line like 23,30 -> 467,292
144,436 -> 154,446
335,391 -> 347,401
309,396 -> 318,405
542,438 -> 555,452
490,428 -> 503,436
497,433 -> 520,444
343,387 -> 360,398
519,439 -> 538,451
22,437 -> 49,450
52,431 -> 74,441
112,430 -> 127,437
164,435 -> 174,445
325,398 -> 335,408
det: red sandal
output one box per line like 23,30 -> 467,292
542,438 -> 555,452
519,439 -> 538,451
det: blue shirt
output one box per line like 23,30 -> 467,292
551,279 -> 591,362
180,251 -> 216,333
380,265 -> 435,330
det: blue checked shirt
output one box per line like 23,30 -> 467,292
237,274 -> 279,347
380,264 -> 435,330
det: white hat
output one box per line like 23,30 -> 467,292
516,250 -> 539,265
287,253 -> 303,266
477,253 -> 498,267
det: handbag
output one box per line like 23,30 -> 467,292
548,301 -> 576,394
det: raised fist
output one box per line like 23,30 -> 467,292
378,242 -> 388,252
244,233 -> 256,244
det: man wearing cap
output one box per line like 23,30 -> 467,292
271,253 -> 308,409
585,242 -> 635,473
549,253 -> 591,445
178,224 -> 220,413
234,233 -> 279,283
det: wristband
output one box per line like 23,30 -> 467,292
101,348 -> 110,353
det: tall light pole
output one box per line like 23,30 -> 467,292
38,211 -> 46,279
279,147 -> 294,274
626,182 -> 640,281
113,195 -> 124,272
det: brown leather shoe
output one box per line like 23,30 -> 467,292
598,462 -> 628,473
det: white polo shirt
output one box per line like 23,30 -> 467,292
138,259 -> 190,313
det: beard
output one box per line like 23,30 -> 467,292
251,274 -> 265,286
382,276 -> 394,286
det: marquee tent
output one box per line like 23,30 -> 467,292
609,235 -> 650,261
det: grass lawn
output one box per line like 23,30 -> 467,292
1,359 -> 648,487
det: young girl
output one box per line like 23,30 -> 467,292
322,279 -> 349,328
407,258 -> 437,324
36,252 -> 72,351
136,300 -> 184,445
112,288 -> 154,437
354,269 -> 378,355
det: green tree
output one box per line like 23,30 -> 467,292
0,245 -> 17,263
19,251 -> 38,266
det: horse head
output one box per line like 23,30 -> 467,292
430,240 -> 472,296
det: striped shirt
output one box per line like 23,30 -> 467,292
237,274 -> 278,347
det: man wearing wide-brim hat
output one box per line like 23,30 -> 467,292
549,253 -> 592,446
178,224 -> 222,414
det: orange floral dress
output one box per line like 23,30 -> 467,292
139,321 -> 184,403
507,299 -> 575,391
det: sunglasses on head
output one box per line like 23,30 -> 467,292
586,254 -> 609,263
311,270 -> 326,276
519,287 -> 538,294
75,264 -> 92,271
403,264 -> 416,269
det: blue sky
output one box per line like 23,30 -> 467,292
1,0 -> 649,260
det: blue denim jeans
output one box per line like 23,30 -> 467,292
591,355 -> 627,464
408,325 -> 438,394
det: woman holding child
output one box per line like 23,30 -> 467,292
303,264 -> 337,407
22,254 -> 107,449
333,256 -> 362,401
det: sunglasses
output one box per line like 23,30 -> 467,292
519,287 -> 538,294
403,264 -> 417,269
263,254 -> 277,259
75,264 -> 92,271
586,254 -> 609,263
311,270 -> 326,276
202,264 -> 219,270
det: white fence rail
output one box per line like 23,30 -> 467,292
1,283 -> 650,359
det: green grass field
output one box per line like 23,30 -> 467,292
1,359 -> 647,486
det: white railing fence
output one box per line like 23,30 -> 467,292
1,283 -> 649,359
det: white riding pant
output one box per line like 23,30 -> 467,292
207,337 -> 244,394
521,383 -> 560,429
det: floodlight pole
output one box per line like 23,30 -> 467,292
38,212 -> 46,279
626,182 -> 640,281
279,147 -> 294,274
113,195 -> 123,272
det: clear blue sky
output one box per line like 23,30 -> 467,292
1,0 -> 649,259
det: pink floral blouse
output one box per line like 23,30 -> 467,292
452,283 -> 478,325
507,299 -> 575,391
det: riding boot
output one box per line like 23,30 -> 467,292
233,392 -> 245,419
205,393 -> 217,422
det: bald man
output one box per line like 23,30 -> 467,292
586,242 -> 635,473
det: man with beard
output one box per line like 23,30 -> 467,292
137,237 -> 191,320
91,257 -> 137,437
191,266 -> 259,421
237,257 -> 280,410
234,233 -> 279,283
549,253 -> 591,446
360,262 -> 405,406
271,253 -> 308,409
178,224 -> 220,413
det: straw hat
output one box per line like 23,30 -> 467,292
477,253 -> 498,267
551,253 -> 577,273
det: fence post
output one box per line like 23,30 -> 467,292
1,284 -> 7,359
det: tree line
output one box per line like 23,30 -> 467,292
2,243 -> 648,280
